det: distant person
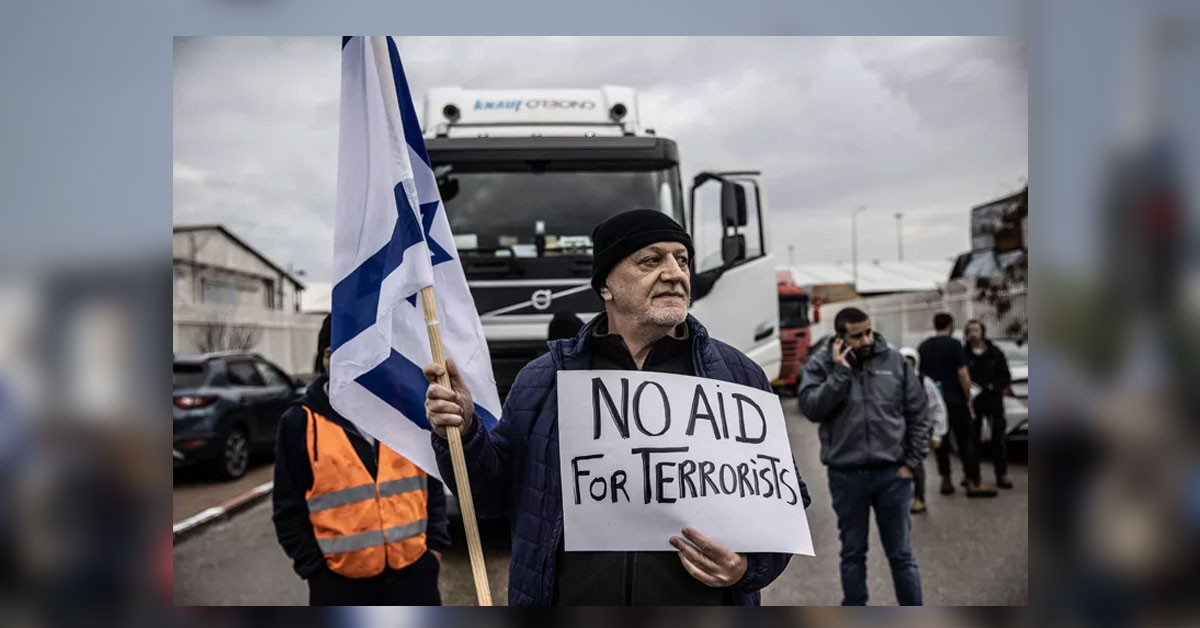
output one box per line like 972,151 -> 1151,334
918,313 -> 996,498
273,315 -> 450,605
799,307 -> 928,606
547,311 -> 585,341
899,347 -> 948,514
964,320 -> 1014,489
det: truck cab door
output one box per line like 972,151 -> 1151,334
687,171 -> 781,380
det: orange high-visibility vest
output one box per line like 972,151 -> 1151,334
303,406 -> 428,578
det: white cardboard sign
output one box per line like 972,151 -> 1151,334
556,370 -> 814,555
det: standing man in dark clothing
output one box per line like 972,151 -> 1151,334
799,307 -> 929,606
547,311 -> 585,341
273,315 -> 451,605
964,320 -> 1014,489
918,313 -> 996,498
422,209 -> 807,605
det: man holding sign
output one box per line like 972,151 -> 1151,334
424,210 -> 810,605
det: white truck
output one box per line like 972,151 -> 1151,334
422,86 -> 780,396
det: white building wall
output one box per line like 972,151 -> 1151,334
173,303 -> 325,376
173,228 -> 303,311
172,227 -> 314,374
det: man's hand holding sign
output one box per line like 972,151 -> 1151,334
425,210 -> 810,605
670,527 -> 747,587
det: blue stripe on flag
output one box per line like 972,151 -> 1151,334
385,37 -> 433,168
420,201 -> 453,266
355,350 -> 499,432
330,181 -> 425,352
331,245 -> 385,353
384,181 -> 426,277
355,350 -> 431,430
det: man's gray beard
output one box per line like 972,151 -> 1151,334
640,306 -> 688,328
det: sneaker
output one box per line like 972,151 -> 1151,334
910,498 -> 927,514
996,477 -> 1014,489
940,477 -> 955,495
966,483 -> 998,498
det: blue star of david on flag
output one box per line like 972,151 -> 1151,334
403,201 -> 453,306
328,37 -> 501,480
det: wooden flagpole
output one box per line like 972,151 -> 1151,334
420,284 -> 493,606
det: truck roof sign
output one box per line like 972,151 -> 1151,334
423,86 -> 642,138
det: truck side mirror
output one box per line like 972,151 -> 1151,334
689,172 -> 751,300
721,233 -> 745,266
720,181 -> 747,227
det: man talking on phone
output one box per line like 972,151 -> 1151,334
798,307 -> 928,605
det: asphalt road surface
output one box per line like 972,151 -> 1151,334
173,399 -> 1027,605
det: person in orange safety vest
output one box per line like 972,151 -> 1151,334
272,315 -> 450,605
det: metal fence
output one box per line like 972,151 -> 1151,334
812,280 -> 1028,350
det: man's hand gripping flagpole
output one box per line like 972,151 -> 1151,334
420,285 -> 492,606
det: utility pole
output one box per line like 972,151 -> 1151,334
851,206 -> 866,291
895,212 -> 904,261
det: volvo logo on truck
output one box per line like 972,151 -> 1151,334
530,289 -> 554,310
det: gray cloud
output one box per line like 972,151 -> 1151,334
173,36 -> 1026,281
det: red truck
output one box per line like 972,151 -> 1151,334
772,269 -> 813,394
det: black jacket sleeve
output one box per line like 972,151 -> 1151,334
424,477 -> 452,552
995,346 -> 1012,391
271,404 -> 326,580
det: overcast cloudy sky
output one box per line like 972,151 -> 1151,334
173,36 -> 1026,284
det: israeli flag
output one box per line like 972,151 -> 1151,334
330,36 -> 500,479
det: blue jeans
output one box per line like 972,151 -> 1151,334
828,466 -> 923,605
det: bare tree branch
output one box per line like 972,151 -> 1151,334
227,324 -> 262,351
190,320 -> 228,354
189,319 -> 261,353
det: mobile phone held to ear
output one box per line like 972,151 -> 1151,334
835,336 -> 857,366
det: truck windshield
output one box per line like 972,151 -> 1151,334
436,165 -> 682,257
778,295 -> 810,328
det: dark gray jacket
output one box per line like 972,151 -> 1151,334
797,333 -> 929,471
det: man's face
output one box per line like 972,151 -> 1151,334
965,322 -> 984,343
601,242 -> 691,329
841,320 -> 874,357
323,347 -> 331,374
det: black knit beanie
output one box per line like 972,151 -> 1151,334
591,209 -> 694,295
